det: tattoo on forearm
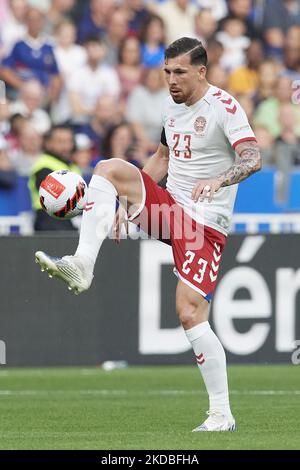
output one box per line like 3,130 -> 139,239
217,143 -> 261,187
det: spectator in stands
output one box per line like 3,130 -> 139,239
206,63 -> 228,91
102,122 -> 147,168
0,7 -> 62,103
75,94 -> 122,160
45,0 -> 75,34
68,36 -> 120,125
217,15 -> 251,72
103,9 -> 129,66
139,14 -> 166,68
194,9 -> 218,46
254,59 -> 281,106
0,0 -> 27,59
0,0 -> 9,20
273,103 -> 300,201
52,20 -> 86,124
126,67 -> 167,154
253,126 -> 276,167
283,25 -> 300,72
9,80 -> 51,134
254,75 -> 300,138
228,39 -> 264,95
226,0 -> 257,38
67,0 -> 85,24
262,0 -> 300,59
0,100 -> 10,136
285,24 -> 300,50
121,0 -> 150,36
196,0 -> 228,21
275,102 -> 300,161
155,0 -> 197,44
77,0 -> 116,44
206,38 -> 224,66
0,134 -> 17,189
29,125 -> 79,230
10,121 -> 42,175
235,93 -> 255,122
5,113 -> 27,151
73,133 -> 94,178
117,36 -> 143,104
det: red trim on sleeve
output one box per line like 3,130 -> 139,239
232,137 -> 257,149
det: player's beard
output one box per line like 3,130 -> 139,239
172,96 -> 184,104
170,91 -> 185,103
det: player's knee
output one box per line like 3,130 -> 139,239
176,300 -> 199,329
94,160 -> 123,185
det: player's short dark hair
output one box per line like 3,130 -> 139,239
165,37 -> 208,66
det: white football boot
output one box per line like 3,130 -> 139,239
192,411 -> 236,432
35,251 -> 93,295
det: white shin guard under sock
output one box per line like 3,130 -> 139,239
185,321 -> 232,417
75,174 -> 117,270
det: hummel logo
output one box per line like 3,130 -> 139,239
213,251 -> 221,262
221,97 -> 232,105
221,97 -> 237,114
168,118 -> 175,127
213,92 -> 237,114
196,353 -> 205,365
214,243 -> 221,253
209,244 -> 222,282
226,104 -> 237,114
211,260 -> 219,272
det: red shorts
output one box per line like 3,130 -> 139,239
131,171 -> 226,301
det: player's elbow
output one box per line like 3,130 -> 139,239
254,154 -> 262,173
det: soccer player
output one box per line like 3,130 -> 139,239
35,37 -> 261,432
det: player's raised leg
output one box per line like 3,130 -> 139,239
35,159 -> 144,293
176,280 -> 235,432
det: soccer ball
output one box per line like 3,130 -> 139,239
39,170 -> 88,219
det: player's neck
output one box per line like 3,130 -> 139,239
185,82 -> 210,107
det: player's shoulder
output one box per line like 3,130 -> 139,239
162,95 -> 177,117
164,95 -> 176,108
207,86 -> 241,117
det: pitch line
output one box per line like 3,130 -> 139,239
0,389 -> 299,396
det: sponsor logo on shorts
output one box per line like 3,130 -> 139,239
41,175 -> 66,199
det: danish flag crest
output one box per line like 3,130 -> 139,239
209,243 -> 221,283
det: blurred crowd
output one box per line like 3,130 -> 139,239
0,0 -> 300,207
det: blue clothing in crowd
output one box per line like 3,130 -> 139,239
2,38 -> 59,87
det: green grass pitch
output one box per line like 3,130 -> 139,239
0,365 -> 299,450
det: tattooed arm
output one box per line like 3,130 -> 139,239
192,140 -> 262,202
217,140 -> 262,187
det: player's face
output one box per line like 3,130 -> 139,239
164,54 -> 206,105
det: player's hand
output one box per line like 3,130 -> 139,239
192,179 -> 222,203
113,205 -> 128,244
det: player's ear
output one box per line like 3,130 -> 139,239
198,65 -> 206,79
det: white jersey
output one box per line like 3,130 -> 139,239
163,85 -> 256,235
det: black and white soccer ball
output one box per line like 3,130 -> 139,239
39,170 -> 88,219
